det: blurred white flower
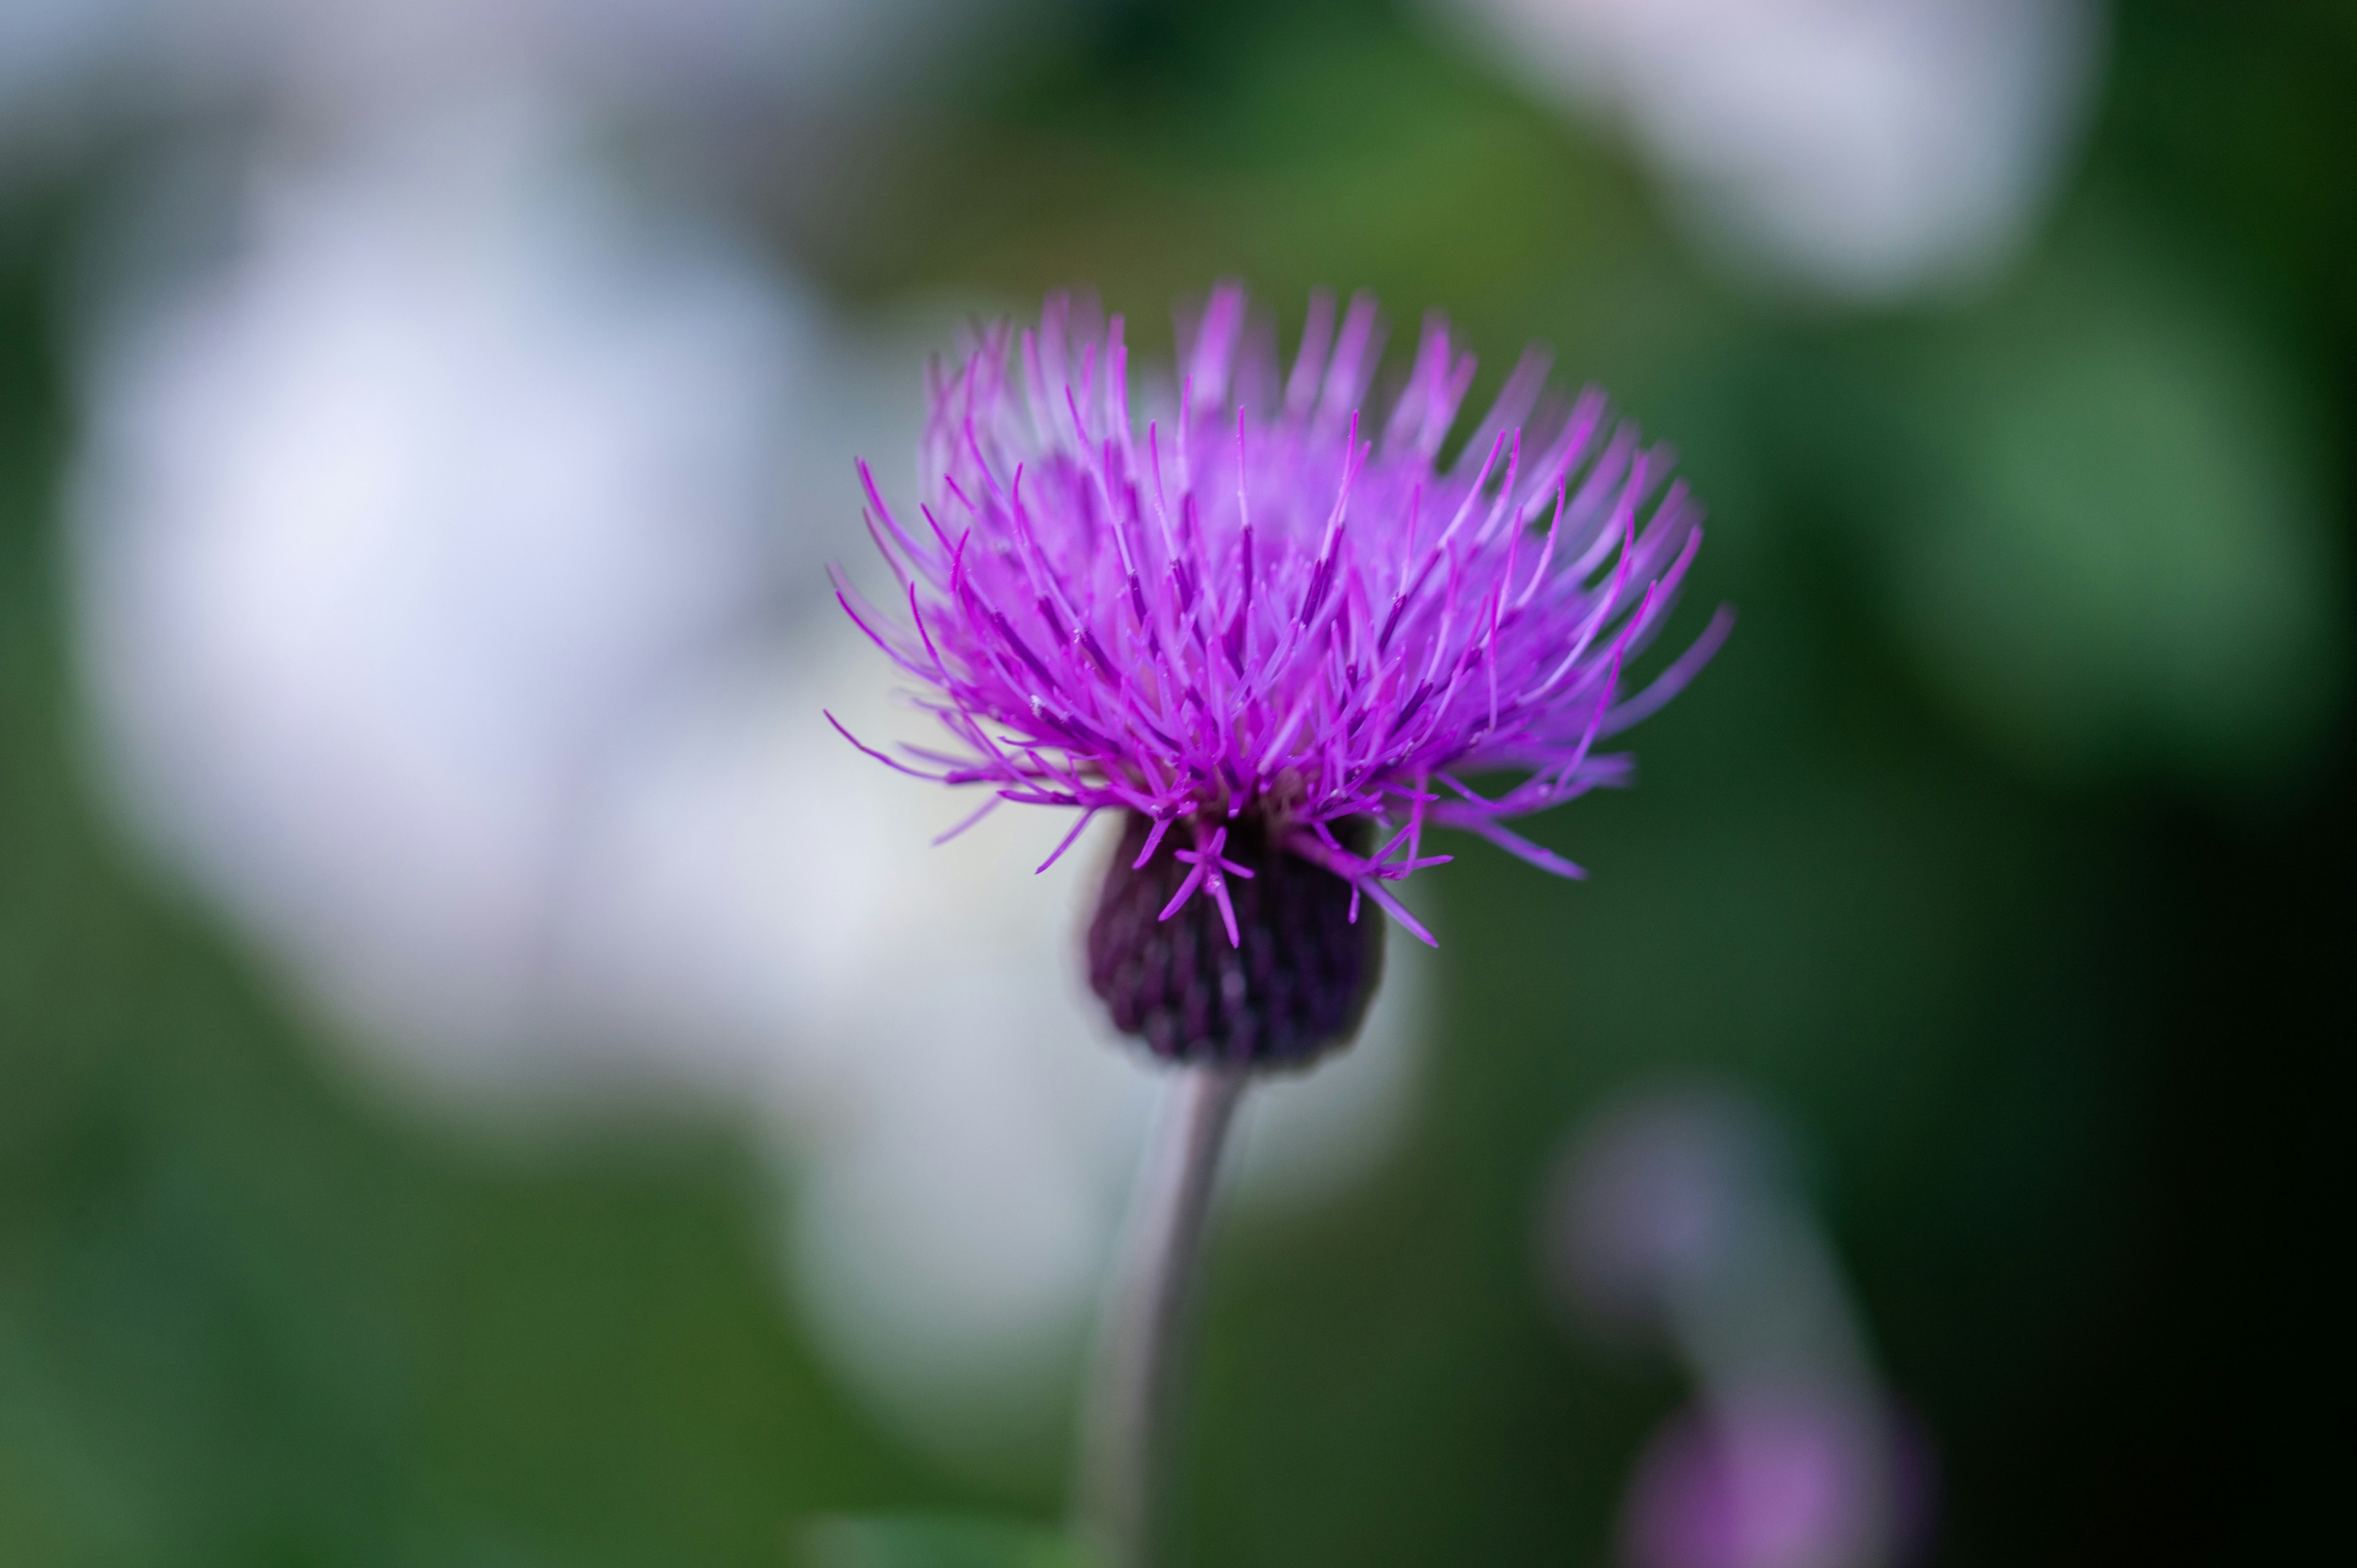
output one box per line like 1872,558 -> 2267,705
73,102 -> 818,1077
0,0 -> 152,172
68,106 -> 1426,1478
1431,0 -> 2108,301
5,0 -> 1050,178
157,0 -> 1039,118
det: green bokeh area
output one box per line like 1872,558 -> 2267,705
4,2 -> 2351,1565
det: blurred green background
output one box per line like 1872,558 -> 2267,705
4,1 -> 2350,1564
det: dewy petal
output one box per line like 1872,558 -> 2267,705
836,287 -> 1728,938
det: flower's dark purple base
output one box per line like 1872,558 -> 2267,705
1088,812 -> 1384,1068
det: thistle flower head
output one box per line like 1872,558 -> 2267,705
832,285 -> 1725,1054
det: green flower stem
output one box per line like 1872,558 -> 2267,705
1075,1064 -> 1250,1568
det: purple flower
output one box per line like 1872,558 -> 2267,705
1621,1385 -> 1934,1568
832,284 -> 1727,961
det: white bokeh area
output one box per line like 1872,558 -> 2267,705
1431,0 -> 2108,302
65,109 -> 1429,1477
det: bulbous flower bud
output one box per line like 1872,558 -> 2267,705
1086,812 -> 1384,1068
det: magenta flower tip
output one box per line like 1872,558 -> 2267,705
838,284 -> 1727,951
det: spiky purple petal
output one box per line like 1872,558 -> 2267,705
842,285 -> 1726,938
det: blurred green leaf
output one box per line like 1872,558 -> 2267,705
800,1515 -> 1093,1568
1863,215 -> 2347,788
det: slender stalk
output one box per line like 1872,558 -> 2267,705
1075,1064 -> 1250,1568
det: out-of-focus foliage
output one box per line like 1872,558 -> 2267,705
4,1 -> 2350,1566
805,1515 -> 1095,1568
